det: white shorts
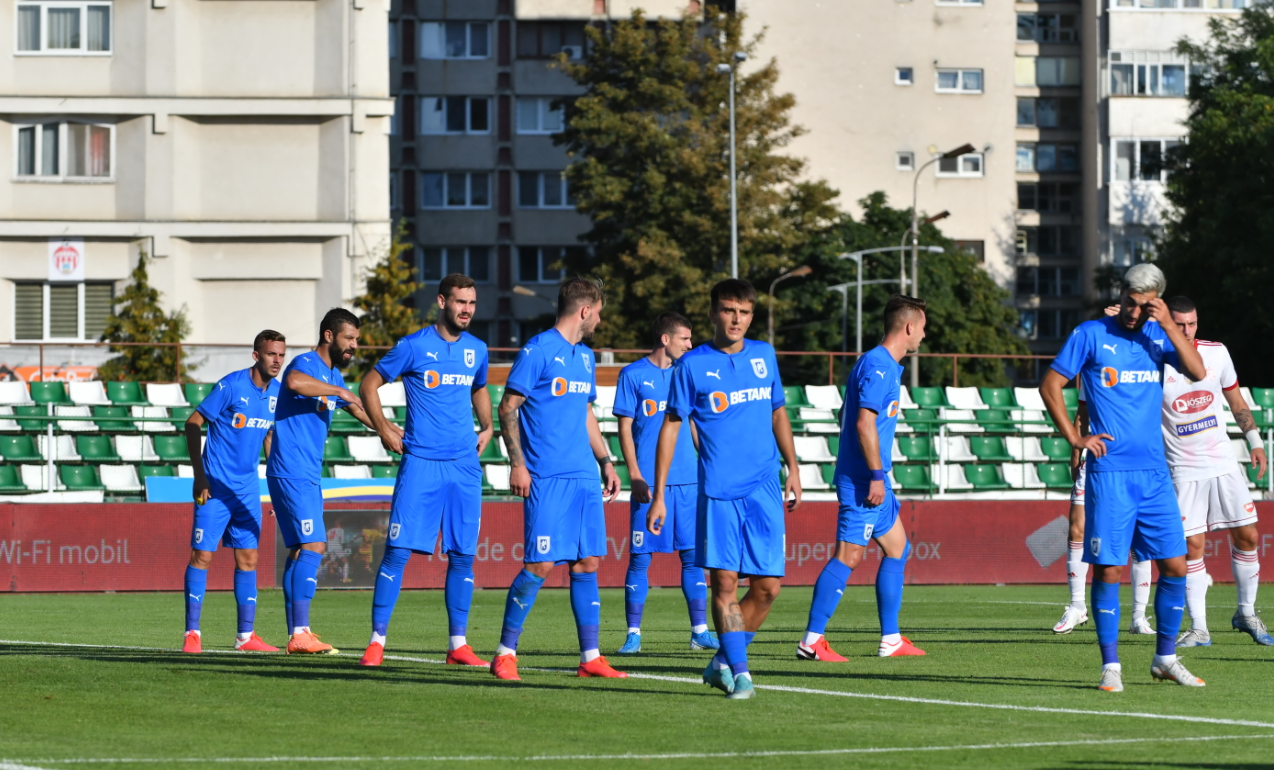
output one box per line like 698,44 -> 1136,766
1070,460 -> 1087,507
1173,469 -> 1258,537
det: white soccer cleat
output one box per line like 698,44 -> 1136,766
1053,605 -> 1088,635
1151,658 -> 1205,687
1098,664 -> 1123,693
1175,628 -> 1212,648
1128,617 -> 1155,635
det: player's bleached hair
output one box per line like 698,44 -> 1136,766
1167,295 -> 1196,315
1121,263 -> 1166,296
884,295 -> 927,334
253,329 -> 286,352
653,311 -> 692,344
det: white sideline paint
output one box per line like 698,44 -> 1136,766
1,762 -> 56,770
8,639 -> 1274,732
9,735 -> 1274,765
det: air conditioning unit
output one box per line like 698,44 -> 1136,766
561,45 -> 583,59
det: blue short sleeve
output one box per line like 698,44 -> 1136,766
506,345 -> 545,398
588,361 -> 598,404
769,350 -> 785,409
854,359 -> 890,414
667,361 -> 695,419
612,368 -> 639,419
196,378 -> 232,422
473,347 -> 489,388
1050,324 -> 1091,380
374,338 -> 415,384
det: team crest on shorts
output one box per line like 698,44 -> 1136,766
268,396 -> 277,413
465,349 -> 476,368
194,528 -> 204,544
389,523 -> 401,540
1089,537 -> 1101,557
863,524 -> 874,541
301,519 -> 314,537
537,536 -> 551,554
751,358 -> 768,379
632,530 -> 644,548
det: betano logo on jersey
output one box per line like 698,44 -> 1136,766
1172,390 -> 1214,414
231,413 -> 273,430
642,399 -> 666,416
1100,368 -> 1160,388
708,387 -> 772,413
551,377 -> 590,397
424,370 -> 476,389
886,400 -> 900,418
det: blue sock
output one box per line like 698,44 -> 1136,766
290,550 -> 323,632
1154,575 -> 1187,657
624,552 -> 651,630
371,545 -> 411,637
281,556 -> 296,636
233,569 -> 256,635
807,558 -> 853,635
680,550 -> 709,629
1092,579 -> 1121,666
446,553 -> 476,638
720,631 -> 749,676
876,548 -> 907,636
499,569 -> 545,652
570,571 -> 601,654
184,565 -> 207,632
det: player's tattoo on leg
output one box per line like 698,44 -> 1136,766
722,601 -> 746,632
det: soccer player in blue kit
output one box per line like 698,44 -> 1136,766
489,278 -> 624,681
182,330 -> 286,654
357,274 -> 494,668
268,308 -> 384,655
647,279 -> 802,700
797,296 -> 928,662
613,311 -> 718,654
1041,263 -> 1208,692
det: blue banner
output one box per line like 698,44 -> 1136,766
144,477 -> 396,504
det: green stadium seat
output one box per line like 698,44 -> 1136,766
1246,461 -> 1266,489
783,386 -> 810,407
323,436 -> 353,463
607,435 -> 624,463
1252,388 -> 1274,411
106,381 -> 148,406
137,465 -> 175,479
0,465 -> 28,493
1035,463 -> 1073,489
487,384 -> 505,406
76,435 -> 121,463
614,464 -> 631,491
0,435 -> 42,462
827,436 -> 839,456
976,408 -> 1014,433
170,407 -> 196,427
893,464 -> 936,491
1038,437 -> 1072,463
902,408 -> 937,435
969,436 -> 1014,462
478,438 -> 505,464
29,382 -> 70,405
184,383 -> 216,407
979,387 -> 1017,409
1062,389 -> 1079,409
372,464 -> 398,479
481,467 -> 496,493
60,465 -> 105,491
13,405 -> 47,431
820,463 -> 836,485
92,405 -> 132,433
320,464 -> 332,478
909,387 -> 948,408
152,435 -> 191,462
393,407 -> 409,425
897,436 -> 938,462
331,409 -> 363,434
964,464 -> 1010,490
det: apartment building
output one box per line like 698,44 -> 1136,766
391,0 -> 704,350
0,0 -> 393,351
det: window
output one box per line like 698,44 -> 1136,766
389,21 -> 397,58
936,153 -> 984,177
1018,308 -> 1079,340
1111,139 -> 1180,182
518,246 -> 584,284
1017,57 -> 1081,86
420,246 -> 491,283
1017,97 -> 1080,127
14,282 -> 112,341
1109,51 -> 1188,97
15,121 -> 112,180
420,21 -> 490,59
419,97 -> 491,135
937,0 -> 983,5
1017,226 -> 1081,256
516,97 -> 565,134
936,68 -> 983,93
1016,143 -> 1079,173
1111,0 -> 1247,8
895,151 -> 915,171
518,171 -> 575,209
895,67 -> 914,85
1017,182 -> 1078,212
516,21 -> 586,59
420,172 -> 491,209
16,1 -> 110,54
1111,235 -> 1153,266
1016,14 -> 1078,42
954,240 -> 985,262
1016,267 -> 1082,297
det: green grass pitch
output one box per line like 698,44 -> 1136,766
1,584 -> 1272,769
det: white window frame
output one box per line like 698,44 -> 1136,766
935,68 -> 983,93
935,153 -> 984,178
419,96 -> 492,136
1110,137 -> 1180,183
894,67 -> 914,85
1017,142 -> 1079,173
895,151 -> 915,171
419,246 -> 492,284
1109,234 -> 1154,266
518,246 -> 570,284
420,21 -> 491,60
1108,51 -> 1190,97
1110,0 -> 1246,10
937,0 -> 983,5
420,172 -> 492,210
515,97 -> 565,135
13,282 -> 107,342
13,120 -> 115,182
15,1 -> 112,56
518,171 -> 575,209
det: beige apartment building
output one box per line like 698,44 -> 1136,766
0,0 -> 393,365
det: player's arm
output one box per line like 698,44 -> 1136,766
358,368 -> 404,454
1041,369 -> 1111,457
499,390 -> 531,497
1070,399 -> 1088,475
617,416 -> 649,503
688,419 -> 700,451
587,406 -> 620,502
472,385 -> 494,455
286,369 -> 364,409
774,406 -> 802,511
185,410 -> 210,505
855,406 -> 887,507
647,413 -> 682,536
1224,387 -> 1267,480
1146,298 -> 1205,381
263,429 -> 273,458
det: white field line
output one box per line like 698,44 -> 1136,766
9,734 -> 1274,765
7,639 -> 1274,732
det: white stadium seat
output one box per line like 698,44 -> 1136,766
898,386 -> 918,410
942,436 -> 978,463
116,436 -> 159,463
20,464 -> 64,491
145,383 -> 189,408
793,436 -> 835,464
941,464 -> 973,491
1234,438 -> 1252,464
56,405 -> 93,432
1013,387 -> 1048,412
100,465 -> 144,493
68,381 -> 111,406
333,465 -> 372,479
1011,409 -> 1052,434
945,387 -> 987,411
37,435 -> 81,462
485,464 -> 511,491
348,436 -> 392,463
594,385 -> 617,409
805,385 -> 843,410
378,381 -> 406,408
0,382 -> 33,406
940,408 -> 984,433
797,464 -> 830,490
132,406 -> 175,433
1005,436 -> 1049,463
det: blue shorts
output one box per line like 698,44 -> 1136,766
267,476 -> 326,549
524,476 -> 606,564
1084,467 -> 1186,566
190,482 -> 261,552
631,483 -> 696,554
835,480 -> 901,546
696,476 -> 785,578
387,454 -> 483,555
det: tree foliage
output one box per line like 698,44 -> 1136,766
98,251 -> 194,383
1159,7 -> 1274,383
349,220 -> 422,378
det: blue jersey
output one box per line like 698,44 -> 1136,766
266,351 -> 349,480
375,325 -> 488,461
505,328 -> 597,479
1051,316 -> 1180,473
197,368 -> 279,492
834,345 -> 904,485
668,339 -> 785,499
612,356 -> 696,486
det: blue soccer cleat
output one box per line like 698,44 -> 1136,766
617,632 -> 642,655
726,674 -> 755,700
1233,612 -> 1274,646
690,629 -> 720,650
702,661 -> 734,694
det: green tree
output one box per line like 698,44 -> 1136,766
1159,8 -> 1274,382
98,250 -> 194,382
348,221 -> 422,378
556,11 -> 840,350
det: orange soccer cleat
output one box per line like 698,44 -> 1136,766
446,645 -> 489,667
796,637 -> 848,662
234,633 -> 279,652
358,641 -> 384,667
286,630 -> 337,655
491,653 -> 521,681
182,630 -> 202,654
879,635 -> 926,657
578,656 -> 628,678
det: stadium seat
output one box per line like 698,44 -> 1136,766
902,408 -> 937,429
184,383 -> 216,408
945,387 -> 987,410
939,408 -> 984,433
1223,407 -> 1242,435
330,409 -> 363,434
1038,437 -> 1072,463
797,407 -> 839,433
1035,463 -> 1074,489
117,436 -> 160,463
0,465 -> 28,493
99,465 -> 143,493
13,405 -> 47,431
106,381 -> 148,406
323,436 -> 354,463
898,386 -> 918,409
146,383 -> 189,408
1013,387 -> 1047,412
1248,461 -> 1266,490
348,436 -> 392,463
372,464 -> 398,478
897,435 -> 938,462
606,435 -> 623,463
1251,388 -> 1274,411
132,406 -> 174,433
942,436 -> 978,463
171,407 -> 196,427
999,462 -> 1045,490
478,438 -> 506,464
29,382 -> 70,406
487,384 -> 505,406
964,464 -> 1010,490
378,381 -> 406,408
68,381 -> 111,406
153,435 -> 191,462
37,435 -> 80,462
1011,409 -> 1053,434
177,464 -> 195,478
55,405 -> 94,432
0,407 -> 18,432
0,381 -> 33,406
893,464 -> 936,491
890,438 -> 905,464
59,465 -> 105,492
595,385 -> 617,410
76,435 -> 121,463
485,464 -> 511,492
827,435 -> 839,456
137,464 -> 175,479
92,405 -> 132,433
257,464 -> 267,479
805,385 -> 843,410
1005,436 -> 1049,463
940,465 -> 973,490
909,387 -> 947,408
0,435 -> 42,462
797,463 -> 830,490
821,463 -> 836,486
1237,386 -> 1258,409
333,465 -> 372,479
1062,389 -> 1079,409
976,408 -> 1014,433
783,386 -> 810,407
979,387 -> 1017,409
969,436 -> 1014,462
614,464 -> 632,491
20,464 -> 64,491
392,407 -> 408,426
1233,438 -> 1251,464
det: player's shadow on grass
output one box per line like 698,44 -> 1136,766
1060,762 -> 1274,769
753,666 -> 1093,689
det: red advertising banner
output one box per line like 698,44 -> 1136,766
1,501 -> 1270,593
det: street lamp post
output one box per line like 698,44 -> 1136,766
837,246 -> 942,378
767,265 -> 812,346
717,51 -> 748,279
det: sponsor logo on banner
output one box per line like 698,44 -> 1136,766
1173,391 -> 1214,414
465,349 -> 476,368
632,531 -> 643,548
1175,416 -> 1218,437
751,359 -> 768,379
537,536 -> 551,554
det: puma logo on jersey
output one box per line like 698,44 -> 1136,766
426,352 -> 439,360
247,597 -> 257,603
306,577 -> 317,584
642,380 -> 655,388
554,356 -> 567,366
706,370 -> 721,379
1103,344 -> 1118,354
875,370 -> 885,378
239,396 -> 249,404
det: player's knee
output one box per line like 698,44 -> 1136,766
189,550 -> 214,569
301,542 -> 326,556
571,556 -> 600,574
833,542 -> 864,569
1185,535 -> 1206,560
523,560 -> 555,578
1232,525 -> 1261,552
234,549 -> 259,571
